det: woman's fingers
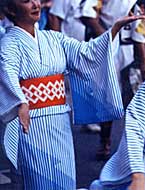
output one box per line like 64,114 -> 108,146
118,15 -> 145,28
112,15 -> 145,40
18,103 -> 30,134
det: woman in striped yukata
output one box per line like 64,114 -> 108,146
89,84 -> 145,189
0,0 -> 144,189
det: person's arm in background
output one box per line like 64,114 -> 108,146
134,42 -> 145,80
79,0 -> 105,37
48,14 -> 62,31
48,0 -> 69,31
80,16 -> 105,37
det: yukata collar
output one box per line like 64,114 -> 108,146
10,25 -> 38,44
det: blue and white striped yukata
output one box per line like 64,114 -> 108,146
90,81 -> 145,190
0,26 -> 123,190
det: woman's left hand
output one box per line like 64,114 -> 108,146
18,103 -> 30,134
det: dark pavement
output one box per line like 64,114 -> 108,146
73,118 -> 124,189
0,118 -> 125,190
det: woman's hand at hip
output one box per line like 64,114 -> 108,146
18,103 -> 30,134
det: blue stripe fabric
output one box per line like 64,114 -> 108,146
4,119 -> 19,168
0,27 -> 123,123
6,113 -> 75,190
99,81 -> 145,186
66,31 -> 124,124
0,26 -> 123,189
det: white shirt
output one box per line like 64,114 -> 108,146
49,0 -> 85,41
49,0 -> 97,41
100,0 -> 137,29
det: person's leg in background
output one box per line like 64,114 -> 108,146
121,63 -> 135,109
10,163 -> 24,190
96,121 -> 112,160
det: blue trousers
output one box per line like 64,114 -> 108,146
89,180 -> 131,190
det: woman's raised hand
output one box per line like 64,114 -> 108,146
111,14 -> 145,40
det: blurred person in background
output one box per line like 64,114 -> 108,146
0,9 -> 12,38
48,0 -> 86,41
38,0 -> 53,30
0,11 -> 5,38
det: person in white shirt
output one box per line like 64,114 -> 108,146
49,0 -> 86,41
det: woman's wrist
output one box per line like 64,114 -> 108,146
132,173 -> 145,181
132,172 -> 145,179
111,22 -> 121,40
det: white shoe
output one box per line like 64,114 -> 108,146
86,124 -> 101,132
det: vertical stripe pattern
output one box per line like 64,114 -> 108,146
100,81 -> 145,186
10,113 -> 75,190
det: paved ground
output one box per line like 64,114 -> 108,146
0,117 -> 124,190
73,119 -> 124,189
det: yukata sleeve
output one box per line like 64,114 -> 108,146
58,30 -> 124,124
0,37 -> 28,123
125,82 -> 145,174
